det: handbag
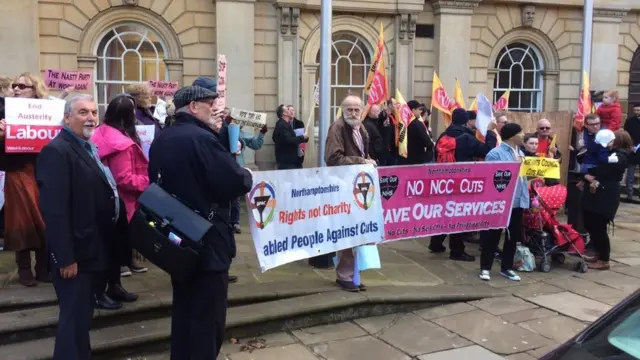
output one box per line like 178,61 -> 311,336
130,183 -> 214,281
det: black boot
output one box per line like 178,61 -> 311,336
107,284 -> 138,302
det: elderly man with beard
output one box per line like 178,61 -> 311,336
36,95 -> 120,360
325,95 -> 377,292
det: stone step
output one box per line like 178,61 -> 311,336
0,284 -> 506,359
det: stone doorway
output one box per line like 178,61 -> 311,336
628,46 -> 640,114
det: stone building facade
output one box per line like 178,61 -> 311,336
2,0 -> 640,169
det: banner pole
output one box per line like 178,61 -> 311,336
317,0 -> 332,168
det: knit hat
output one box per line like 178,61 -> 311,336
451,108 -> 469,125
192,77 -> 218,93
407,100 -> 421,110
595,129 -> 615,147
173,85 -> 218,109
500,123 -> 522,141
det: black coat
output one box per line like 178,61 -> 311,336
292,118 -> 305,166
148,112 -> 252,272
272,118 -> 307,167
35,130 -> 117,273
363,116 -> 386,164
582,148 -> 629,221
434,124 -> 495,162
624,116 -> 640,164
403,119 -> 434,165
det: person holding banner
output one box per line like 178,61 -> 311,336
0,73 -> 49,287
325,95 -> 378,292
288,106 -> 307,167
126,83 -> 163,135
479,123 -> 529,282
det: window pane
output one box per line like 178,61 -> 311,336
523,70 -> 535,89
508,91 -> 519,109
123,52 -> 141,81
510,64 -> 523,88
521,91 -> 532,109
497,71 -> 510,89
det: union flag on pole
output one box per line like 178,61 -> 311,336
494,90 -> 510,111
394,89 -> 414,158
574,71 -> 592,131
364,24 -> 388,106
431,72 -> 455,125
453,78 -> 466,110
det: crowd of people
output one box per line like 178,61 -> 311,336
0,70 -> 637,360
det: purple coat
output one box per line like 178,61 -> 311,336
135,107 -> 162,135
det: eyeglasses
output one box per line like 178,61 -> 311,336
12,83 -> 33,90
538,127 -> 550,130
586,122 -> 601,126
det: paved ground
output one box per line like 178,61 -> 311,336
2,204 -> 640,359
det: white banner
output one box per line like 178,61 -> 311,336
135,125 -> 155,159
230,108 -> 267,129
476,93 -> 493,137
247,165 -> 385,272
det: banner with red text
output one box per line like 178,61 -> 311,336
247,165 -> 385,272
147,80 -> 179,97
379,162 -> 520,241
135,125 -> 155,159
44,69 -> 92,92
214,55 -> 227,111
4,98 -> 64,153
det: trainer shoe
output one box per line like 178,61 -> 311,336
479,270 -> 491,281
500,270 -> 521,281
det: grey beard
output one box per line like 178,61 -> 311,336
344,117 -> 361,127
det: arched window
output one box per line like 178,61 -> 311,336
494,42 -> 543,112
314,32 -> 372,122
95,24 -> 168,115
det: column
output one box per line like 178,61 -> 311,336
542,70 -> 559,111
1,0 -> 39,74
591,8 -> 628,91
164,59 -> 184,86
395,14 -> 416,98
278,7 -> 300,106
432,0 -> 481,134
215,0 -> 257,169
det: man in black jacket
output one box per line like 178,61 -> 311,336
362,104 -> 387,164
624,104 -> 640,199
429,108 -> 497,262
273,104 -> 308,169
403,100 -> 434,164
36,95 -> 119,360
288,105 -> 306,167
148,86 -> 253,360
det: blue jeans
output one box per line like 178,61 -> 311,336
626,164 -> 637,196
230,197 -> 241,225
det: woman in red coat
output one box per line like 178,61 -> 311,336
596,90 -> 623,131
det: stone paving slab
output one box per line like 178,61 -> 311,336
517,315 -> 588,343
543,275 -> 629,306
292,322 -> 366,345
525,292 -> 611,322
499,308 -> 557,324
417,345 -> 506,360
469,296 -> 538,316
228,344 -> 319,360
312,336 -> 411,360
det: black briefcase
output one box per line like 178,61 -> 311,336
130,183 -> 213,281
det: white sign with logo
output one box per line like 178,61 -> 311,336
230,108 -> 267,129
246,164 -> 385,272
4,98 -> 64,153
135,125 -> 155,159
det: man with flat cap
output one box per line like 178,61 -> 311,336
148,85 -> 253,360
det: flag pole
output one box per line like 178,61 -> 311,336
317,0 -> 332,167
580,0 -> 593,90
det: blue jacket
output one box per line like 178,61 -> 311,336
485,143 -> 530,209
582,130 -> 610,169
236,132 -> 265,167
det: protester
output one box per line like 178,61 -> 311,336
580,130 -> 632,270
384,98 -> 400,165
126,83 -> 163,134
429,108 -> 496,262
577,114 -> 608,174
595,90 -> 622,131
522,133 -> 538,157
289,106 -> 306,168
148,85 -> 253,359
479,123 -> 529,282
623,104 -> 640,199
363,104 -> 387,164
404,100 -> 434,164
273,104 -> 308,169
494,112 -> 508,134
0,73 -> 48,287
36,94 -> 119,360
91,94 -> 150,308
535,119 -> 562,160
325,95 -> 377,292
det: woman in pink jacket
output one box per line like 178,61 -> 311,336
91,94 -> 150,306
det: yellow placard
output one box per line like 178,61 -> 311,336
520,157 -> 561,179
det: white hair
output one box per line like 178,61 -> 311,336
64,94 -> 95,116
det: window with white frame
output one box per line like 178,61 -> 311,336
95,24 -> 168,116
494,42 -> 544,112
314,32 -> 373,124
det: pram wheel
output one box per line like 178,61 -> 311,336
575,261 -> 588,273
551,253 -> 565,264
539,259 -> 551,273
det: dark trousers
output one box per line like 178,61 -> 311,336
230,197 -> 241,225
277,163 -> 301,170
583,210 -> 610,261
95,203 -> 130,297
170,271 -> 229,360
480,208 -> 523,271
53,271 -> 95,360
430,233 -> 466,255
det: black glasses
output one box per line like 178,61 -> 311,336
538,127 -> 550,130
586,122 -> 601,126
12,83 -> 33,90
